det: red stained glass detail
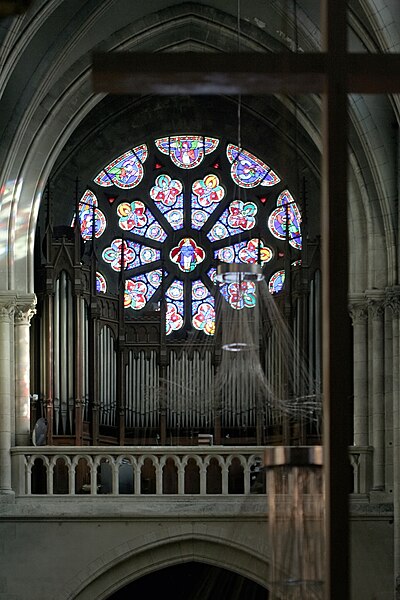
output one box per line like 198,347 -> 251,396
170,238 -> 205,273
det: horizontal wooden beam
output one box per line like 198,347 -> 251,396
92,52 -> 400,96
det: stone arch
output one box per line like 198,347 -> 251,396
65,532 -> 270,600
0,0 -> 396,300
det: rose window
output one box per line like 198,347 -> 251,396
79,134 -> 302,336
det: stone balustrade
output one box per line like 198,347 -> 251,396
11,446 -> 265,496
10,445 -> 371,497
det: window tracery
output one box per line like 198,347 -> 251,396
78,134 -> 302,335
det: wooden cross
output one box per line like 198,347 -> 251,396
92,2 -> 400,598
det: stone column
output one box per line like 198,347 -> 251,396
14,296 -> 36,446
389,290 -> 400,594
0,297 -> 15,494
349,297 -> 368,446
368,293 -> 386,490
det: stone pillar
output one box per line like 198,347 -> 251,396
390,291 -> 400,593
14,296 -> 36,446
349,298 -> 368,446
0,297 -> 15,494
368,293 -> 385,490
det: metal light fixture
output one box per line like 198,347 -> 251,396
215,263 -> 264,352
215,262 -> 264,284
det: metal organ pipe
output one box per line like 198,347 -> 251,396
112,335 -> 116,427
83,300 -> 89,421
60,272 -> 68,433
53,277 -> 60,434
99,326 -> 116,427
68,278 -> 74,433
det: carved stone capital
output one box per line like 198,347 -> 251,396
368,299 -> 385,320
14,304 -> 36,325
365,290 -> 386,321
14,293 -> 37,325
385,287 -> 400,316
0,302 -> 15,322
348,302 -> 368,324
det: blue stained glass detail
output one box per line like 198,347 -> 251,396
165,280 -> 184,335
268,190 -> 302,250
226,144 -> 280,188
77,190 -> 106,240
269,270 -> 285,294
102,239 -> 160,272
96,272 -> 107,293
207,267 -> 217,285
117,200 -> 167,242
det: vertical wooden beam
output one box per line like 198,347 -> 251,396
321,1 -> 351,599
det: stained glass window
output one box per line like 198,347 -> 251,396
268,190 -> 302,250
94,145 -> 147,189
78,190 -> 106,240
96,272 -> 107,293
155,135 -> 218,169
84,134 -> 301,335
269,270 -> 285,295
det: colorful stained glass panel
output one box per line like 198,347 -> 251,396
102,239 -> 160,271
124,269 -> 163,311
94,145 -> 147,189
192,280 -> 215,335
215,238 -> 273,265
207,200 -> 257,242
191,174 -> 225,229
268,190 -> 302,249
96,272 -> 107,293
219,280 -> 257,310
269,270 -> 285,295
170,238 -> 205,273
117,200 -> 167,242
226,144 -> 280,188
78,190 -> 106,240
165,280 -> 184,335
155,135 -> 219,169
150,174 -> 184,230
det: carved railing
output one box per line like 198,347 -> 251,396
11,445 -> 372,496
11,446 -> 265,496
